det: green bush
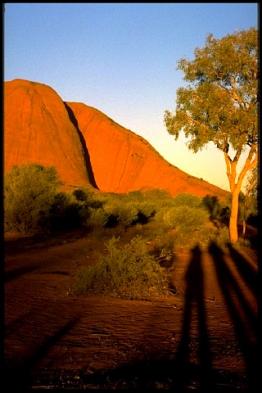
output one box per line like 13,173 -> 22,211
164,205 -> 208,229
73,236 -> 169,299
126,190 -> 145,202
73,188 -> 89,202
49,192 -> 89,231
73,188 -> 103,209
116,203 -> 139,226
212,226 -> 230,248
137,202 -> 156,222
173,193 -> 202,208
142,189 -> 174,210
142,189 -> 171,200
201,194 -> 231,226
87,207 -> 110,228
154,204 -> 211,248
149,233 -> 175,266
103,201 -> 138,227
4,164 -> 59,233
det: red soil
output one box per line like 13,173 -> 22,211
4,232 -> 257,391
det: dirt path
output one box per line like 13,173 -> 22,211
4,233 -> 258,391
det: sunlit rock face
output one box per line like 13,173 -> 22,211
4,79 -> 226,198
67,102 -> 227,198
4,79 -> 94,189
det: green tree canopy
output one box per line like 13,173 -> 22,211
165,28 -> 258,243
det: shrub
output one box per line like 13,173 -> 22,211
142,189 -> 174,210
4,164 -> 59,233
142,189 -> 171,200
173,193 -> 202,208
73,188 -> 89,202
73,188 -> 104,209
73,236 -> 169,299
154,204 -> 211,248
126,190 -> 144,202
212,226 -> 230,248
149,233 -> 175,267
117,203 -> 139,226
154,205 -> 208,229
103,201 -> 139,227
137,202 -> 156,222
49,192 -> 88,231
87,207 -> 110,228
202,195 -> 221,219
201,194 -> 232,226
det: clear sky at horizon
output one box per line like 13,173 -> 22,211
4,3 -> 258,191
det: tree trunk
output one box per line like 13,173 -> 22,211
223,148 -> 257,244
229,189 -> 240,243
242,220 -> 246,237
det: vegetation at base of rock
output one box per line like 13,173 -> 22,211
73,236 -> 169,299
4,164 -> 59,233
4,164 -> 257,249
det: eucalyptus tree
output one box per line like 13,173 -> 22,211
165,28 -> 258,243
241,166 -> 258,237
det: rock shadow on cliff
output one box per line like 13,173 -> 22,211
64,102 -> 98,189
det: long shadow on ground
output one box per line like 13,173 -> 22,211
4,242 -> 258,392
173,245 -> 214,392
227,243 -> 257,297
208,241 -> 258,393
77,245 -> 249,391
4,316 -> 80,392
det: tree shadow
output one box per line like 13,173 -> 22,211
5,263 -> 42,282
4,233 -> 49,255
5,311 -> 33,336
226,243 -> 257,298
64,102 -> 98,189
4,316 -> 80,391
5,255 -> 70,282
208,241 -> 257,393
4,227 -> 91,256
79,245 -> 216,391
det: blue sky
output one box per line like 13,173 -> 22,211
4,3 -> 258,191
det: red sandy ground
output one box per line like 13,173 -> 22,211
4,230 -> 257,392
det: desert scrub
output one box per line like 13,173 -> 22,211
148,233 -> 175,268
136,202 -> 156,222
173,193 -> 202,208
4,164 -> 59,233
49,191 -> 89,231
103,200 -> 139,227
73,236 -> 169,300
211,225 -> 230,249
154,205 -> 211,248
155,205 -> 208,229
73,187 -> 103,209
87,207 -> 110,229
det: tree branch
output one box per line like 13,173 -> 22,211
224,152 -> 234,191
236,147 -> 257,189
218,80 -> 248,109
233,148 -> 242,162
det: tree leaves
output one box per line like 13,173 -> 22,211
165,28 -> 258,155
165,28 -> 258,243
